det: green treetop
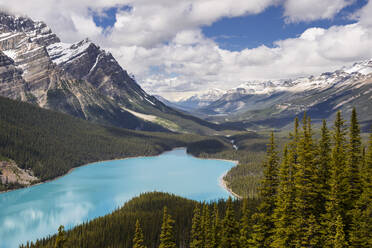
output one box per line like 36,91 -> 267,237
272,146 -> 296,248
190,204 -> 203,248
159,207 -> 176,248
239,198 -> 252,248
133,219 -> 147,248
250,132 -> 279,247
54,225 -> 67,248
219,197 -> 240,248
349,131 -> 372,248
346,108 -> 362,211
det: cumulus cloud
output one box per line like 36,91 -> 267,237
1,0 -> 372,100
283,0 -> 355,23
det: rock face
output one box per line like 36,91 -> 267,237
0,12 -> 219,134
0,160 -> 38,186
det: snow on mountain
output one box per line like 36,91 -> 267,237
184,88 -> 226,102
343,59 -> 372,75
47,39 -> 93,65
172,88 -> 226,110
197,59 -> 372,130
0,11 -> 223,134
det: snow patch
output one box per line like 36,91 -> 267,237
47,40 -> 91,65
2,50 -> 17,60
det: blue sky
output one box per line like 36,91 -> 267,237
92,0 -> 369,51
203,0 -> 368,51
3,0 -> 372,99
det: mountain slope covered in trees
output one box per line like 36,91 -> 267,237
24,110 -> 372,248
0,96 -> 233,189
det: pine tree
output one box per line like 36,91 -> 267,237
54,225 -> 67,248
133,219 -> 147,248
211,203 -> 220,248
159,207 -> 176,248
272,146 -> 295,248
219,197 -> 240,248
334,215 -> 348,248
190,204 -> 203,248
346,108 -> 362,212
250,132 -> 279,247
317,120 -> 331,212
240,198 -> 251,248
349,131 -> 372,247
293,114 -> 321,247
323,111 -> 349,247
202,204 -> 213,248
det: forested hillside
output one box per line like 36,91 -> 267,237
21,192 -> 259,248
0,96 -> 232,187
23,110 -> 372,247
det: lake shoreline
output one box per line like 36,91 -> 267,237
219,171 -> 242,199
0,147 -> 241,199
0,149 -> 171,195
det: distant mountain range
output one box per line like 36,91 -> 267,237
1,12 -> 370,133
0,12 -> 229,135
159,60 -> 372,130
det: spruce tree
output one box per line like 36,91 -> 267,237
190,204 -> 203,248
133,219 -> 147,248
219,197 -> 240,248
324,111 -> 349,247
250,132 -> 279,247
202,204 -> 213,248
159,207 -> 176,248
317,120 -> 331,212
272,146 -> 295,248
211,203 -> 220,248
239,198 -> 251,248
54,225 -> 67,248
346,108 -> 362,212
334,215 -> 348,248
293,115 -> 321,247
349,131 -> 372,247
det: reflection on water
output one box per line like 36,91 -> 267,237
0,149 -> 235,247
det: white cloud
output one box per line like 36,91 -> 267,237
1,0 -> 372,100
283,0 -> 355,23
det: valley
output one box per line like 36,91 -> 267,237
0,8 -> 371,248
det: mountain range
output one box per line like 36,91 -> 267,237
163,60 -> 372,130
1,12 -> 371,134
0,12 -> 227,135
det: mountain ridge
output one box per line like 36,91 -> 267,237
0,12 -> 227,135
160,59 -> 372,130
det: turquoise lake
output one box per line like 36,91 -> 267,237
0,148 -> 236,247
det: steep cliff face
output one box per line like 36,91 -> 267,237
0,12 -> 220,134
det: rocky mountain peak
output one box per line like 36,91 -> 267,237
0,12 -> 60,47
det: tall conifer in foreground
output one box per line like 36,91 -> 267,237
219,197 -> 240,248
133,219 -> 147,248
324,111 -> 349,247
159,207 -> 176,248
293,115 -> 321,247
240,198 -> 251,248
54,225 -> 67,248
202,204 -> 213,248
317,120 -> 331,213
250,132 -> 279,247
345,108 -> 362,218
211,203 -> 220,248
190,204 -> 202,248
349,131 -> 372,247
334,215 -> 348,248
272,146 -> 295,248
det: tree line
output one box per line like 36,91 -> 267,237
20,109 -> 371,247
